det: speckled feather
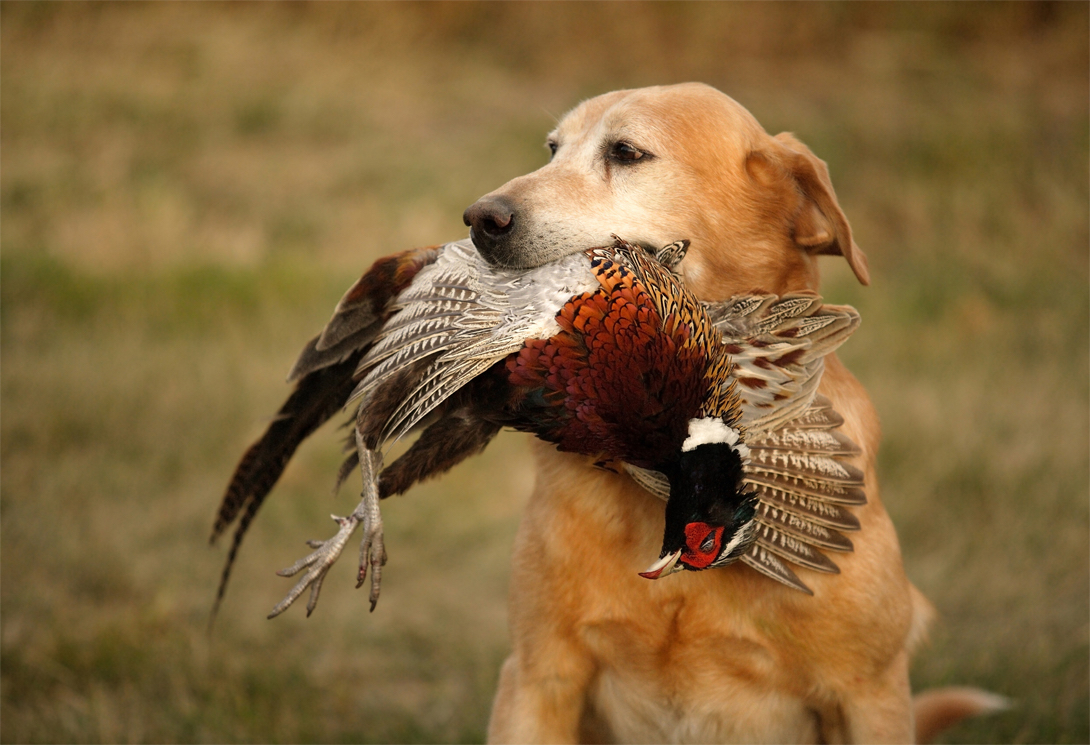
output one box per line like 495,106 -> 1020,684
349,240 -> 600,445
706,293 -> 860,435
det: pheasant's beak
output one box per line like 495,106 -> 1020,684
638,549 -> 683,579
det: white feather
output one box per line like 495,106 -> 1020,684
681,417 -> 750,459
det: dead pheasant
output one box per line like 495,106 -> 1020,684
211,237 -> 863,619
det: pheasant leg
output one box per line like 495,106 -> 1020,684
352,436 -> 387,611
267,444 -> 385,618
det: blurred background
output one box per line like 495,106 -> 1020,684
2,3 -> 1086,742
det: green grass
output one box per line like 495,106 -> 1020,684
2,3 -> 1087,742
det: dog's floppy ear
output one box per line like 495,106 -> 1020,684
747,133 -> 870,286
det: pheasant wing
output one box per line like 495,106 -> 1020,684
707,293 -> 866,591
739,394 -> 865,592
707,292 -> 859,437
287,245 -> 444,382
352,242 -> 597,446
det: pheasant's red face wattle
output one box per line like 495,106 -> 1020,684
681,521 -> 725,569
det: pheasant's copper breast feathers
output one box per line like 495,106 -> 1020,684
505,242 -> 714,466
590,240 -> 741,427
603,240 -> 716,350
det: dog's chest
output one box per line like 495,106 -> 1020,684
574,591 -> 821,743
586,665 -> 819,744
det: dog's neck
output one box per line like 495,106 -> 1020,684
679,239 -> 821,300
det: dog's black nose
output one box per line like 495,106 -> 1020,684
463,196 -> 516,258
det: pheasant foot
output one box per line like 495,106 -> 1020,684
267,445 -> 385,618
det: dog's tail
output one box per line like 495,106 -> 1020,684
913,687 -> 1011,743
907,586 -> 1010,743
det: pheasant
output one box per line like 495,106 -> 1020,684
211,237 -> 863,619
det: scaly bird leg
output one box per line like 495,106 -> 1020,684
267,445 -> 385,618
352,432 -> 387,611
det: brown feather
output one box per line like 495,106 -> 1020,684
377,411 -> 502,499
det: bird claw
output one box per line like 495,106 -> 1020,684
268,512 -> 360,619
267,444 -> 385,619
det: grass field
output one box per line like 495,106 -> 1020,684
2,3 -> 1087,742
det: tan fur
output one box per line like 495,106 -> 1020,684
473,84 -> 979,743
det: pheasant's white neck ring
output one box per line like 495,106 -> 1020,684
681,417 -> 749,459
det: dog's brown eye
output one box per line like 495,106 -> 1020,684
610,142 -> 646,162
547,141 -> 558,158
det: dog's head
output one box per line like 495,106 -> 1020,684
463,83 -> 868,298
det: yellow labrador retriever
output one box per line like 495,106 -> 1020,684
462,83 -> 997,743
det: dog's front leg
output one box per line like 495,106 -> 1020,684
836,650 -> 914,743
487,641 -> 597,743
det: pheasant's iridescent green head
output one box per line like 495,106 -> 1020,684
640,417 -> 758,579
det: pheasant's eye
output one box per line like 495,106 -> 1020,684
609,141 -> 649,163
681,522 -> 723,569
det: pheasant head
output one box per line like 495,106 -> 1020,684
639,417 -> 759,579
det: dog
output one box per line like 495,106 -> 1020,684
458,83 -> 999,743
